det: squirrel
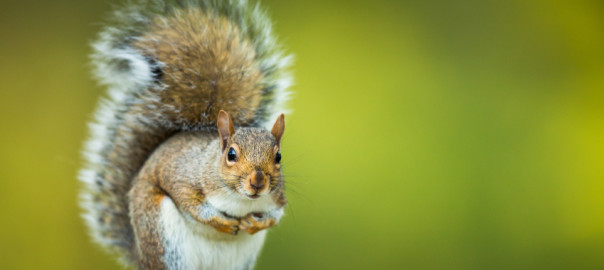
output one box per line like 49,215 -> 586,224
78,0 -> 292,269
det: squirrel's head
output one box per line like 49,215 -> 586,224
216,110 -> 285,199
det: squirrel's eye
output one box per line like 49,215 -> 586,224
275,150 -> 281,163
227,147 -> 237,162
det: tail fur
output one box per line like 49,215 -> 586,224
79,0 -> 291,264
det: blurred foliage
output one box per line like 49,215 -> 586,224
0,0 -> 602,269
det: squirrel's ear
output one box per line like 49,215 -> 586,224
271,114 -> 285,146
217,110 -> 235,151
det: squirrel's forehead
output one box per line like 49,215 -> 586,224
231,128 -> 276,150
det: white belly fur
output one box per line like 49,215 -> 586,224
160,197 -> 268,270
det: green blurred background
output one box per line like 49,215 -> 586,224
1,0 -> 603,269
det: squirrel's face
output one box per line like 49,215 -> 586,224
219,129 -> 282,198
216,111 -> 285,199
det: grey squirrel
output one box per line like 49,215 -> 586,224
78,0 -> 292,269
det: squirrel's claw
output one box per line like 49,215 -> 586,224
207,216 -> 240,235
239,213 -> 276,235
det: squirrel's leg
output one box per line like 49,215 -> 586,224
129,177 -> 169,270
239,207 -> 284,235
159,181 -> 240,235
193,201 -> 241,235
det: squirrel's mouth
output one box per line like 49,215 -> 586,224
247,194 -> 260,199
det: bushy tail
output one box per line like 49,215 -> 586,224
79,0 -> 291,263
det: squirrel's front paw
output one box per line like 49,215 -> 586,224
206,216 -> 240,235
239,213 -> 276,235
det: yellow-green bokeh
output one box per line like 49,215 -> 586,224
0,0 -> 602,269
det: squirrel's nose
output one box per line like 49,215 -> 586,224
250,171 -> 265,191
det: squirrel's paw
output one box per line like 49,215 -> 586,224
206,216 -> 240,235
239,213 -> 276,235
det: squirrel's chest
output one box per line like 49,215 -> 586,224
206,190 -> 277,217
159,198 -> 267,270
